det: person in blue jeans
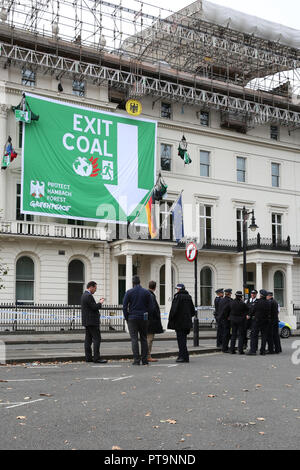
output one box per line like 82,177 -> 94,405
123,275 -> 153,365
167,284 -> 195,363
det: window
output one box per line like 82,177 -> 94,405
272,213 -> 282,244
200,111 -> 209,127
199,204 -> 212,245
237,157 -> 246,183
16,184 -> 33,222
16,256 -> 34,304
118,264 -> 137,305
159,264 -> 175,306
161,102 -> 172,119
160,144 -> 172,171
274,271 -> 284,307
236,208 -> 243,247
200,150 -> 210,177
160,201 -> 173,241
21,69 -> 36,87
68,260 -> 85,305
270,125 -> 279,141
272,163 -> 280,187
200,267 -> 213,306
72,80 -> 85,97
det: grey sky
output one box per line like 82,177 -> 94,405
149,0 -> 300,30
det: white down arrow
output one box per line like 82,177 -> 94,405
104,123 -> 149,217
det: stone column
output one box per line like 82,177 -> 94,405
0,104 -> 9,219
165,256 -> 172,314
126,254 -> 133,292
256,262 -> 263,292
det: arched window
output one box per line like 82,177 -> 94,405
68,260 -> 85,305
200,267 -> 213,306
16,256 -> 34,304
274,271 -> 284,307
159,265 -> 175,306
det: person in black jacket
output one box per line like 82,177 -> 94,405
81,280 -> 107,364
217,288 -> 233,353
123,275 -> 153,365
244,290 -> 258,349
247,289 -> 271,355
266,291 -> 282,354
229,291 -> 249,354
147,280 -> 164,362
167,284 -> 195,363
214,288 -> 224,348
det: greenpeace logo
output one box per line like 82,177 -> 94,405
30,201 -> 71,212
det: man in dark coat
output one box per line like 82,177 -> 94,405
167,283 -> 195,363
81,280 -> 107,364
247,289 -> 271,355
123,275 -> 153,365
266,291 -> 282,354
214,288 -> 224,348
229,291 -> 249,354
244,289 -> 258,349
147,280 -> 164,362
217,288 -> 233,353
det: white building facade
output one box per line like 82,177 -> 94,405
0,2 -> 300,329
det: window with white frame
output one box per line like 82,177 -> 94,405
159,200 -> 173,240
200,111 -> 209,127
237,157 -> 246,183
161,102 -> 172,119
274,271 -> 284,307
199,204 -> 212,245
21,69 -> 36,87
236,208 -> 243,246
16,184 -> 33,222
200,267 -> 213,306
160,144 -> 172,171
72,80 -> 85,96
272,213 -> 282,244
16,256 -> 34,304
200,150 -> 210,177
270,125 -> 279,141
271,163 -> 280,187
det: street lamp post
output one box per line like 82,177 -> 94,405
242,206 -> 258,300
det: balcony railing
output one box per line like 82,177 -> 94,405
0,220 -> 108,241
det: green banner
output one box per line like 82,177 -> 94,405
21,94 -> 157,224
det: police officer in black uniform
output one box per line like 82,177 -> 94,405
214,288 -> 224,348
218,288 -> 233,353
229,291 -> 249,354
247,289 -> 271,355
245,289 -> 258,349
266,291 -> 282,354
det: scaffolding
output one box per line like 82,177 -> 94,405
1,0 -> 300,128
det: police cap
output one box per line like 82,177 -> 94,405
215,288 -> 224,294
259,289 -> 268,297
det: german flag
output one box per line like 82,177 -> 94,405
145,191 -> 157,239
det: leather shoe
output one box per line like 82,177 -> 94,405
176,358 -> 189,363
148,357 -> 158,362
132,361 -> 140,365
93,359 -> 108,364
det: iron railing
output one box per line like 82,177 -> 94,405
0,304 -> 125,332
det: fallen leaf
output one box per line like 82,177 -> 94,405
16,416 -> 26,420
112,446 -> 122,450
257,417 -> 265,421
153,426 -> 160,429
259,432 -> 265,435
208,394 -> 216,398
145,411 -> 151,417
248,422 -> 256,425
256,384 -> 262,388
241,401 -> 247,404
0,380 -> 8,383
166,419 -> 177,424
40,393 -> 52,397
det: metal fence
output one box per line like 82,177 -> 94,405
0,304 -> 125,332
293,305 -> 300,329
196,307 -> 216,328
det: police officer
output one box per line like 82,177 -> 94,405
218,288 -> 233,353
245,290 -> 258,349
246,289 -> 271,355
229,291 -> 249,354
214,288 -> 224,348
266,291 -> 282,354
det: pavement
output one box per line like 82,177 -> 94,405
1,329 -> 299,365
0,330 -> 220,364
